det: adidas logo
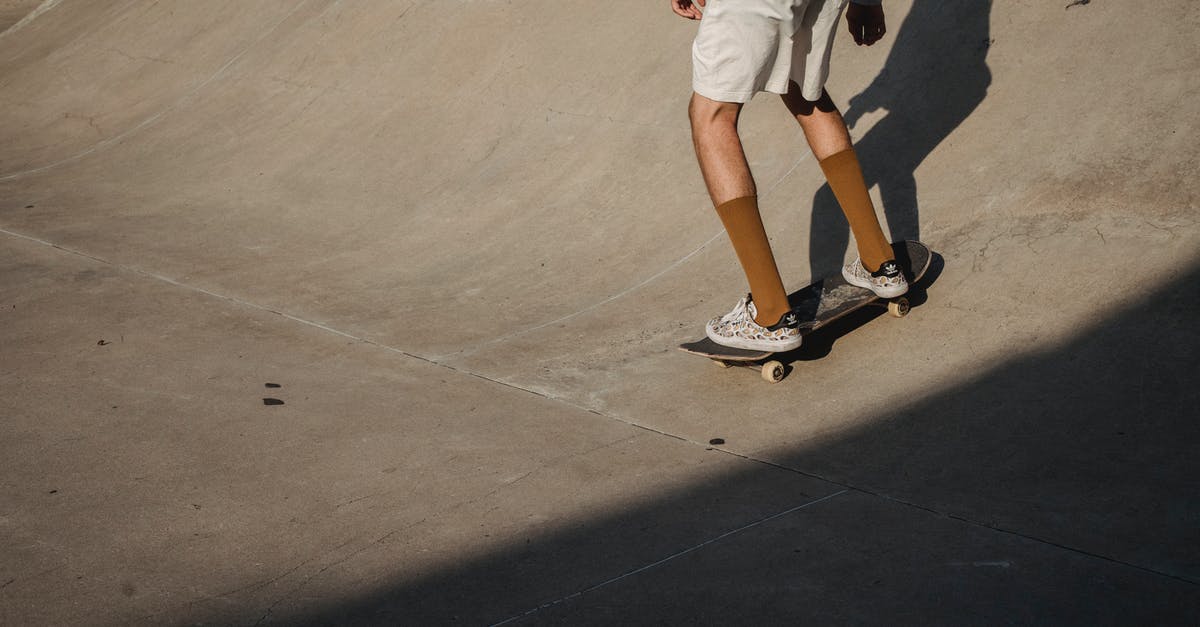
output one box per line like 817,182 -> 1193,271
784,312 -> 798,326
873,261 -> 900,278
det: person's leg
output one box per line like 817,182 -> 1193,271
781,84 -> 894,272
688,93 -> 755,205
689,92 -> 791,327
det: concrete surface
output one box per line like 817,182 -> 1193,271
1,0 -> 1197,624
0,0 -> 42,33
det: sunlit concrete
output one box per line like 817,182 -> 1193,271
0,0 -> 43,33
2,0 -> 1197,624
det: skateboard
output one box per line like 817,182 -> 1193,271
679,240 -> 932,383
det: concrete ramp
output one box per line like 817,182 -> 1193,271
2,0 -> 1197,623
2,0 -> 715,360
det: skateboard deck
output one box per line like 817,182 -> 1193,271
679,240 -> 932,382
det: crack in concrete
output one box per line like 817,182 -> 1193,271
252,532 -> 398,626
545,107 -> 668,130
1140,217 -> 1194,238
333,492 -> 380,510
105,46 -> 175,65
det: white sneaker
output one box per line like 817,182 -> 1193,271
705,294 -> 802,352
843,257 -> 908,298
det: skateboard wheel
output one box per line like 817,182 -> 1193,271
713,359 -> 733,369
762,360 -> 785,383
887,298 -> 910,318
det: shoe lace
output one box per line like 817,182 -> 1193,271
720,296 -> 753,324
849,258 -> 868,279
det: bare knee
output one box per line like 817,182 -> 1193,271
689,92 -> 741,133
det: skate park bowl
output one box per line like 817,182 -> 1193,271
1,1 -> 1197,623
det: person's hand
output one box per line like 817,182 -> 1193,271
671,0 -> 705,20
842,93 -> 879,129
846,3 -> 886,46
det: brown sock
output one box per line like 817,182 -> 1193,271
819,148 -> 894,272
714,195 -> 791,326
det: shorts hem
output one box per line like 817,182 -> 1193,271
692,83 -> 756,104
693,80 -> 799,104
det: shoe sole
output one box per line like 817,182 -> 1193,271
705,327 -> 802,352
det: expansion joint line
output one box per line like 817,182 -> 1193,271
0,226 -> 696,440
489,489 -> 852,626
709,446 -> 1200,588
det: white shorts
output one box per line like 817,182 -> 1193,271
692,0 -> 849,103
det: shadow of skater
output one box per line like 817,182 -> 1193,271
808,0 -> 993,278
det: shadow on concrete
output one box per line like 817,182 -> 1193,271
784,251 -> 944,364
243,260 -> 1199,624
809,0 -> 993,278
